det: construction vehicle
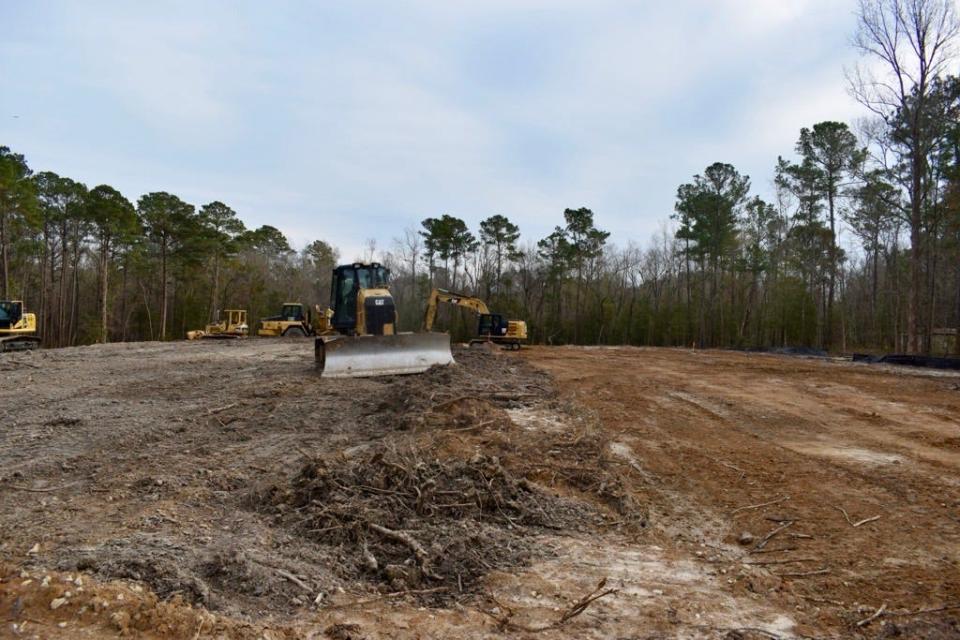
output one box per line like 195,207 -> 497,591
423,288 -> 527,350
186,309 -> 249,340
258,302 -> 336,337
315,262 -> 453,378
258,302 -> 314,337
0,300 -> 41,352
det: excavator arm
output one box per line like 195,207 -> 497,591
423,289 -> 490,331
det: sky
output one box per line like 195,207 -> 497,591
1,0 -> 868,260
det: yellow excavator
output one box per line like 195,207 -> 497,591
315,262 -> 453,377
186,309 -> 249,340
423,288 -> 527,350
0,300 -> 41,352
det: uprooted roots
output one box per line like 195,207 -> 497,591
258,448 -> 596,597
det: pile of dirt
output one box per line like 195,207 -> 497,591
255,446 -> 596,599
372,346 -> 557,429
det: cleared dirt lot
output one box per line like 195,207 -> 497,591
0,341 -> 958,638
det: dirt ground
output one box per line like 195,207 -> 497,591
1,341 -> 958,639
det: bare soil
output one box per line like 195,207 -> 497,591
0,341 -> 957,638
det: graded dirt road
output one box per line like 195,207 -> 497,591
524,346 -> 960,638
0,341 -> 957,639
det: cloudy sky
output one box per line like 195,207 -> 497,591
1,1 -> 867,259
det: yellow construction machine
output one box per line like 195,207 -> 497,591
315,262 -> 453,377
257,303 -> 319,337
186,309 -> 249,340
0,300 -> 41,352
423,288 -> 527,350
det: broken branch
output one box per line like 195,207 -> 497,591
775,567 -> 830,577
730,496 -> 789,516
479,579 -> 617,633
856,603 -> 887,627
275,568 -> 312,592
368,523 -> 441,580
751,520 -> 794,552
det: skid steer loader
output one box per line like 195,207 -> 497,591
315,262 -> 453,378
0,300 -> 41,352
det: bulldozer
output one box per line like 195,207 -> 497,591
0,300 -> 41,352
186,309 -> 249,340
423,288 -> 527,350
315,262 -> 453,378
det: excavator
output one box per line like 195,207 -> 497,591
423,288 -> 527,350
186,309 -> 249,340
315,262 -> 453,377
0,300 -> 41,352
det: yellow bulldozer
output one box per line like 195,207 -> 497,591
0,300 -> 41,352
257,302 -> 335,338
315,262 -> 452,377
186,309 -> 249,340
423,288 -> 527,350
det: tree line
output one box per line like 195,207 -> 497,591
0,153 -> 339,345
1,0 -> 957,354
384,0 -> 960,355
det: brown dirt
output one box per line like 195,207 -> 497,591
0,341 -> 957,638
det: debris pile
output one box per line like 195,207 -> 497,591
258,447 -> 596,597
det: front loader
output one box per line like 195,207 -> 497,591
315,262 -> 453,378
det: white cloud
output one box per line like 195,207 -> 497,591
1,0 -> 871,258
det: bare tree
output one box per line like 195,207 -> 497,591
849,0 -> 959,352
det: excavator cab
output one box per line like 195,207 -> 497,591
0,300 -> 40,351
478,313 -> 509,337
0,300 -> 23,329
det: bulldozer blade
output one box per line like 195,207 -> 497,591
316,332 -> 454,378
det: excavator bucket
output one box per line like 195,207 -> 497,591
316,332 -> 453,378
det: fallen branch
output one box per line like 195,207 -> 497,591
730,496 -> 789,516
856,603 -> 887,627
743,558 -> 817,566
751,546 -> 798,555
5,482 -> 78,493
720,461 -> 745,475
368,523 -> 441,580
775,567 -> 830,578
886,603 -> 960,618
275,568 -> 312,592
802,594 -> 844,607
479,579 -> 617,633
835,506 -> 881,528
752,521 -> 794,552
204,402 -> 238,416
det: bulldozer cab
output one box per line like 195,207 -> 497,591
330,263 -> 390,333
225,309 -> 247,331
0,300 -> 23,329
